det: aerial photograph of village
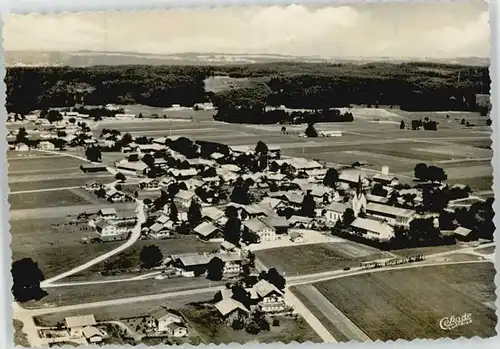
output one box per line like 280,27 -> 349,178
5,2 -> 496,347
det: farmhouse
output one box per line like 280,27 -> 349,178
366,194 -> 389,204
215,298 -> 250,325
148,306 -> 184,333
98,208 -> 117,218
202,206 -> 226,225
95,219 -> 129,241
215,252 -> 244,275
169,253 -> 211,277
365,203 -> 416,226
243,218 -> 276,241
288,215 -> 319,229
252,279 -> 286,313
193,221 -> 220,241
260,215 -> 290,234
15,143 -> 29,151
168,168 -> 198,180
65,315 -> 97,337
173,190 -> 196,208
350,217 -> 394,241
81,326 -> 107,344
149,222 -> 172,239
139,178 -> 160,190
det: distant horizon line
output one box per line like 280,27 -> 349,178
4,49 -> 490,61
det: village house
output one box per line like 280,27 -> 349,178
105,188 -> 125,202
202,206 -> 227,226
365,202 -> 416,226
183,178 -> 205,191
283,191 -> 305,209
350,217 -> 395,242
215,252 -> 244,276
194,221 -> 220,241
219,241 -> 240,254
267,145 -> 281,159
252,279 -> 286,313
139,178 -> 161,190
290,231 -> 305,243
323,202 -> 349,226
168,168 -> 198,180
147,306 -> 186,336
260,215 -> 290,235
259,197 -> 285,211
81,326 -> 107,344
288,215 -> 319,229
95,219 -> 130,241
65,315 -> 97,338
173,190 -> 197,208
84,181 -> 101,191
116,159 -> 148,176
215,298 -> 250,325
15,142 -> 29,151
366,194 -> 389,204
148,221 -> 172,239
372,173 -> 399,187
454,226 -> 474,242
38,140 -> 55,150
98,208 -> 117,219
243,218 -> 276,241
168,253 -> 211,277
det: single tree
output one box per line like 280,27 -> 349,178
342,208 -> 356,226
255,141 -> 269,155
223,217 -> 242,245
414,163 -> 428,181
169,202 -> 179,222
115,172 -> 126,182
305,122 -> 318,137
206,257 -> 224,281
11,258 -> 46,302
400,120 -> 405,129
139,245 -> 163,269
300,191 -> 316,218
85,146 -> 102,162
323,168 -> 339,188
266,268 -> 286,290
187,199 -> 202,226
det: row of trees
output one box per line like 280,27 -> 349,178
213,106 -> 354,125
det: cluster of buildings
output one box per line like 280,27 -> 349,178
85,208 -> 137,242
162,241 -> 244,278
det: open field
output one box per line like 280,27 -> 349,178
8,156 -> 86,173
256,242 -> 389,275
9,189 -> 92,210
183,306 -> 321,344
10,203 -> 135,221
34,292 -> 215,326
390,244 -> 465,258
299,263 -> 496,341
10,218 -> 124,278
9,176 -> 113,192
447,176 -> 493,191
25,277 -> 226,309
68,236 -> 220,280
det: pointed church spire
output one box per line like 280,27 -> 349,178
356,174 -> 363,197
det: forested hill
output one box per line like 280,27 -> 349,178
5,62 -> 490,114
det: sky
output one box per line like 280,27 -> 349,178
2,1 -> 490,58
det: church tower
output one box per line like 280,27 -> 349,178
351,175 -> 367,217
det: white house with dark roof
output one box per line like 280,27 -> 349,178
98,208 -> 117,218
350,217 -> 394,241
372,173 -> 399,187
169,253 -> 211,277
214,252 -> 244,275
323,202 -> 349,225
251,279 -> 286,313
243,218 -> 276,241
147,306 -> 184,333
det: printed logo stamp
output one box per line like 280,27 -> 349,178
439,313 -> 473,330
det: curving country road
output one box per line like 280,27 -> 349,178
40,199 -> 145,287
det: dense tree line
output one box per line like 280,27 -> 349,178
6,66 -> 211,113
6,62 -> 489,114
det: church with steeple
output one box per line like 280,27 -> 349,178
351,175 -> 367,217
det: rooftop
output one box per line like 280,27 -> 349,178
65,315 -> 97,329
351,217 -> 394,239
252,279 -> 283,298
243,218 -> 272,232
194,221 -> 218,237
171,253 -> 211,266
215,298 -> 249,316
366,202 -> 416,218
